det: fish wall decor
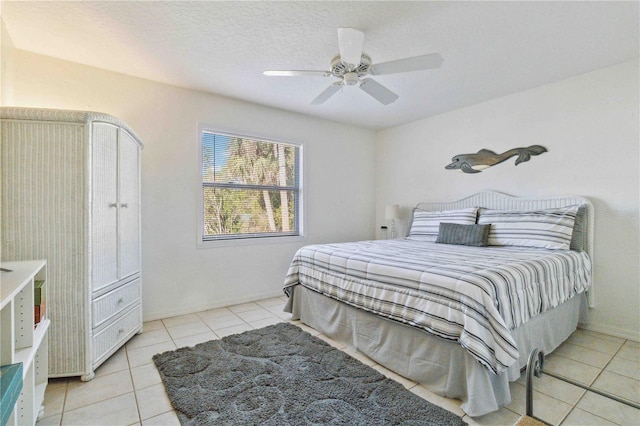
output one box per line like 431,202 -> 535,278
445,145 -> 547,174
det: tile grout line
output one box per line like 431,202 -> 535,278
59,392 -> 140,425
558,337 -> 631,426
545,353 -> 607,387
139,317 -> 178,424
58,379 -> 69,426
591,338 -> 625,384
558,402 -> 578,425
565,333 -> 626,357
537,344 -> 607,425
558,393 -> 619,426
125,343 -> 143,426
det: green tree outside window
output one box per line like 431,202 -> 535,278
202,131 -> 300,240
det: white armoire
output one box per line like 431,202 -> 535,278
1,107 -> 143,380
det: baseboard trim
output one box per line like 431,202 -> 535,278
143,290 -> 286,322
578,322 -> 640,343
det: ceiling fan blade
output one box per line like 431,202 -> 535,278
359,78 -> 398,105
370,53 -> 443,75
337,28 -> 364,68
263,70 -> 332,77
311,82 -> 342,105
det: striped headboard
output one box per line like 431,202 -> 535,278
416,190 -> 595,306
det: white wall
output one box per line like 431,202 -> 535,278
4,43 -> 638,340
376,60 -> 640,340
0,15 -> 16,106
6,49 -> 377,320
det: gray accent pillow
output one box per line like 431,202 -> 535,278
436,223 -> 491,247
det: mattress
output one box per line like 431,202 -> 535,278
283,239 -> 592,375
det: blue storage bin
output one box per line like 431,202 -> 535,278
0,363 -> 23,426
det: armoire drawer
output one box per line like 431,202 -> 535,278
92,278 -> 140,328
92,304 -> 142,364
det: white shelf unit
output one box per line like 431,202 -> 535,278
0,260 -> 49,426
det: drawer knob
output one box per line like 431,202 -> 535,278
121,203 -> 129,208
117,298 -> 124,304
118,329 -> 124,334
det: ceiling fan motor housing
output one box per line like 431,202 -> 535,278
330,54 -> 372,78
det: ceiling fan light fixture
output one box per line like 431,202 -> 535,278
343,72 -> 359,86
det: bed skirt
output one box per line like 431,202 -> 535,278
285,286 -> 588,417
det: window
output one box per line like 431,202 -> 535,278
200,129 -> 301,241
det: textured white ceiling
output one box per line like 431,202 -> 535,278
2,1 -> 638,130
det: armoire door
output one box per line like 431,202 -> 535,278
91,123 -> 119,292
118,128 -> 141,279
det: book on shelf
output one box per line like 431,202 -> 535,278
34,280 -> 46,326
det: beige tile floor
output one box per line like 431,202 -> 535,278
36,296 -> 640,426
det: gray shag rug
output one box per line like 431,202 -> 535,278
153,322 -> 466,425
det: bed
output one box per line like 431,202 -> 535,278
283,191 -> 594,417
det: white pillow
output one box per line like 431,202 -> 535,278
477,206 -> 579,250
407,207 -> 479,242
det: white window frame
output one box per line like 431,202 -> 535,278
197,124 -> 305,247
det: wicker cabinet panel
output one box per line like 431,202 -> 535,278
118,129 -> 141,279
91,123 -> 119,292
92,304 -> 142,365
92,278 -> 141,328
1,107 -> 143,381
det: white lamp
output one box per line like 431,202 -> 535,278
385,204 -> 400,239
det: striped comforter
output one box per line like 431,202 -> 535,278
283,239 -> 591,375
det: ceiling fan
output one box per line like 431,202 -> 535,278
263,28 -> 443,105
